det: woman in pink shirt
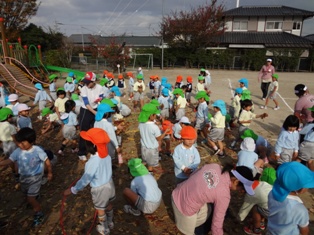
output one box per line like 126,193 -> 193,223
172,163 -> 254,235
258,59 -> 275,100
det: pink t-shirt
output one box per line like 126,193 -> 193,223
172,164 -> 231,235
258,65 -> 275,83
294,94 -> 314,123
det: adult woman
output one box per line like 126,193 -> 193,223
258,59 -> 275,100
294,84 -> 314,125
77,72 -> 104,161
171,163 -> 254,235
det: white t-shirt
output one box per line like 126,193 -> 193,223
80,84 -> 104,109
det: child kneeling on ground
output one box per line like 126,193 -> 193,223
123,158 -> 162,216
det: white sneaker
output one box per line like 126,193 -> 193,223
214,149 -> 220,155
260,106 -> 267,109
58,149 -> 64,155
274,106 -> 280,110
71,148 -> 79,153
78,155 -> 87,161
262,98 -> 266,101
123,205 -> 141,216
96,224 -> 110,235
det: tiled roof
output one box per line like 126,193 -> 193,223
214,32 -> 313,48
68,34 -> 161,47
224,6 -> 314,18
304,34 -> 314,42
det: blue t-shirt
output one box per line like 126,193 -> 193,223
17,116 -> 32,129
9,146 -> 47,176
131,174 -> 162,203
236,150 -> 258,171
66,111 -> 78,126
267,192 -> 309,235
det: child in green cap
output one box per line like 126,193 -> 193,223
173,88 -> 187,121
48,74 -> 58,100
0,108 -> 17,157
123,158 -> 162,216
260,74 -> 280,110
41,107 -> 61,134
196,76 -> 205,93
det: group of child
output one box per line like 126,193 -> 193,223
0,67 -> 313,235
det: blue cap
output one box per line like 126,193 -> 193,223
110,86 -> 121,97
235,87 -> 243,94
110,98 -> 118,105
162,88 -> 169,97
272,162 -> 314,202
95,103 -> 114,121
161,77 -> 167,84
238,78 -> 248,88
35,83 -> 43,90
68,72 -> 74,77
164,83 -> 172,90
213,100 -> 227,116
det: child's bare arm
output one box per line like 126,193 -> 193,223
256,113 -> 268,119
42,121 -> 52,134
44,159 -> 53,181
299,225 -> 309,235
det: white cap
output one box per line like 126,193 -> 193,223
17,103 -> 30,112
8,94 -> 18,102
240,137 -> 256,151
179,116 -> 190,124
138,67 -> 142,71
267,58 -> 272,62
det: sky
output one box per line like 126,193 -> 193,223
29,0 -> 314,37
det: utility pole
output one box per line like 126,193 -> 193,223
161,0 -> 164,70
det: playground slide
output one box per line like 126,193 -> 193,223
45,65 -> 86,79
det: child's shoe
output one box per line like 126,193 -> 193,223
96,224 -> 110,235
217,153 -> 225,158
214,149 -> 220,155
57,150 -> 64,155
274,106 -> 280,110
260,106 -> 267,109
71,148 -> 79,153
243,226 -> 262,235
123,205 -> 141,216
78,155 -> 87,161
32,212 -> 44,227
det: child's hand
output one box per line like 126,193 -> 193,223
94,98 -> 102,103
64,188 -> 72,196
183,168 -> 193,175
262,113 -> 268,119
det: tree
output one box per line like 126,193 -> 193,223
0,0 -> 40,40
89,36 -> 131,71
159,0 -> 225,52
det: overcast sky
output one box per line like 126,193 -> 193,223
29,0 -> 314,36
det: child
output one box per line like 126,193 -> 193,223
33,83 -> 52,113
260,73 -> 280,110
41,107 -> 61,134
148,76 -> 155,98
58,100 -> 78,155
16,103 -> 32,130
267,162 -> 314,235
172,116 -> 190,140
158,88 -> 170,120
160,77 -> 168,91
54,88 -> 68,120
185,76 -> 193,104
133,74 -> 145,111
204,70 -> 211,90
100,78 -> 111,98
0,108 -> 17,157
64,77 -> 75,98
230,99 -> 268,149
172,126 -> 200,184
123,158 -> 162,216
236,137 -> 264,177
274,115 -> 299,165
196,76 -> 205,93
48,74 -> 58,100
207,100 -> 226,158
174,75 -> 184,89
127,72 -> 134,101
71,93 -> 82,115
117,74 -> 126,97
238,78 -> 248,90
229,87 -> 242,126
94,103 -> 123,160
161,119 -> 173,156
173,88 -> 187,121
238,177 -> 272,235
7,93 -> 19,117
194,91 -> 210,141
154,76 -> 161,98
107,73 -> 115,88
0,127 -> 52,226
63,128 -> 115,235
138,103 -> 169,173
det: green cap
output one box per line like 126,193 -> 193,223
57,87 -> 65,91
241,129 -> 258,141
200,68 -> 206,72
41,107 -> 53,116
71,93 -> 79,101
241,90 -> 251,100
100,78 -> 109,86
173,88 -> 184,97
150,99 -> 160,107
138,103 -> 160,122
272,74 -> 279,80
66,77 -> 73,83
49,74 -> 58,82
260,167 -> 276,185
195,91 -> 209,102
128,158 -> 149,177
0,108 -> 13,121
207,112 -> 212,119
136,74 -> 144,80
101,98 -> 115,108
198,76 -> 205,80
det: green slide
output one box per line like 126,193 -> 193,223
45,65 -> 86,79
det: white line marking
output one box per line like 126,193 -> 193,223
277,92 -> 294,113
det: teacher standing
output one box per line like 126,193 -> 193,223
258,59 -> 275,100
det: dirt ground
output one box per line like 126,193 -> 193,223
0,69 -> 314,234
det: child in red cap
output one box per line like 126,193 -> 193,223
64,128 -> 116,235
175,75 -> 184,89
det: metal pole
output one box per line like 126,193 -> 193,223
161,0 -> 164,70
81,26 -> 85,52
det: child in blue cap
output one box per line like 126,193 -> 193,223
33,83 -> 52,116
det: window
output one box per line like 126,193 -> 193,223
293,21 -> 301,30
266,21 -> 282,30
233,21 -> 248,30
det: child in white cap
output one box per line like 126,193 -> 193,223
172,116 -> 190,140
16,103 -> 32,130
7,94 -> 19,116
